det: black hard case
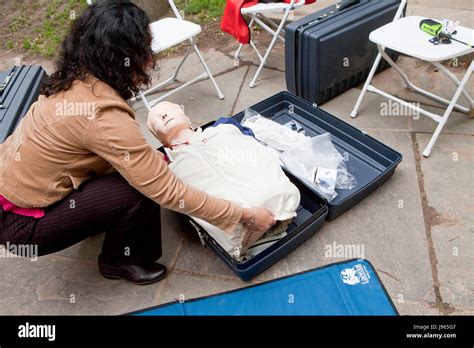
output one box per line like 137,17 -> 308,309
285,0 -> 404,105
0,66 -> 47,143
170,92 -> 402,281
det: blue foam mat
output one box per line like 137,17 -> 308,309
130,259 -> 398,316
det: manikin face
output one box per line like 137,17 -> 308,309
147,101 -> 192,146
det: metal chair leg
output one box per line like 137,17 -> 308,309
248,9 -> 291,88
233,16 -> 256,66
351,51 -> 383,118
379,46 -> 470,114
193,43 -> 224,99
430,61 -> 474,110
422,61 -> 473,157
171,43 -> 193,81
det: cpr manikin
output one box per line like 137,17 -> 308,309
148,102 -> 301,259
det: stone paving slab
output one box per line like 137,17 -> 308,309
321,88 -> 410,131
410,0 -> 474,10
450,306 -> 474,315
321,86 -> 473,136
415,133 -> 474,310
395,299 -> 441,315
266,0 -> 338,23
410,106 -> 474,135
232,66 -> 287,113
407,3 -> 474,27
0,255 -> 158,315
232,40 -> 286,72
153,48 -> 236,82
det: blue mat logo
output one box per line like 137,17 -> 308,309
340,264 -> 371,285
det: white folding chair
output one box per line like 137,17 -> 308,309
129,0 -> 224,109
233,0 -> 305,88
351,0 -> 474,157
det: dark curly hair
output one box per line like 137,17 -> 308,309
40,0 -> 155,100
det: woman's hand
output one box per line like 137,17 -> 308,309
240,207 -> 276,247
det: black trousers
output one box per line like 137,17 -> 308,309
0,172 -> 162,266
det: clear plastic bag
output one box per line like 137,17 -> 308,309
241,108 -> 308,151
242,109 -> 357,201
336,163 -> 357,191
280,133 -> 357,201
241,108 -> 260,124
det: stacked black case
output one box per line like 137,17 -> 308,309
0,66 -> 47,143
285,0 -> 404,105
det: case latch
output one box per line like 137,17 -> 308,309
0,68 -> 16,96
189,220 -> 207,248
197,231 -> 207,248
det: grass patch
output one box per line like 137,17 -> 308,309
22,39 -> 30,50
176,0 -> 226,23
3,0 -> 87,57
8,14 -> 32,31
29,0 -> 87,57
2,0 -> 227,57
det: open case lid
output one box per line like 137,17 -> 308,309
231,91 -> 402,219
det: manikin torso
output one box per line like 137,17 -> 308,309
167,123 -> 301,259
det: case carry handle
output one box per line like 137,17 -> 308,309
335,0 -> 360,12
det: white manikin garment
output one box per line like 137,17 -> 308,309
168,124 -> 301,259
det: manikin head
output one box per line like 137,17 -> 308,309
147,101 -> 193,147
